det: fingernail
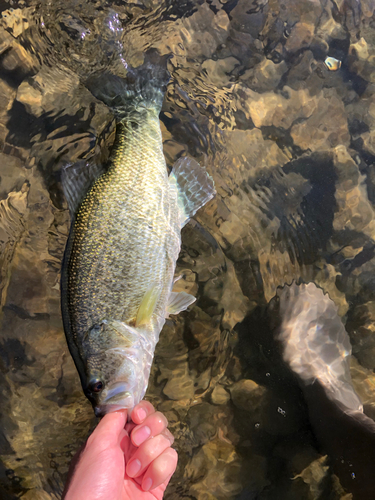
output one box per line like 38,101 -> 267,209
127,459 -> 141,477
143,478 -> 152,491
132,425 -> 151,446
137,408 -> 147,421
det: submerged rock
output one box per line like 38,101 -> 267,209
211,384 -> 230,405
188,437 -> 243,500
229,379 -> 266,415
1,0 -> 375,498
246,87 -> 319,130
349,35 -> 375,83
292,456 -> 330,499
290,90 -> 350,151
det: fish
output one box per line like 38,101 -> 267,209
60,50 -> 216,417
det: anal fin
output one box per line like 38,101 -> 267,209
166,291 -> 196,317
169,157 -> 215,227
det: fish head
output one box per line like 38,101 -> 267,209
81,319 -> 151,416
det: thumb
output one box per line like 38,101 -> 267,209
87,410 -> 128,450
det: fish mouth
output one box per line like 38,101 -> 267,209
94,387 -> 134,417
94,403 -> 131,418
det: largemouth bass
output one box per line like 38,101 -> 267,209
61,52 -> 215,417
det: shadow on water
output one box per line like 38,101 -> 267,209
0,364 -> 28,499
233,305 -> 317,499
234,294 -> 375,500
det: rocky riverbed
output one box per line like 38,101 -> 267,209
1,0 -> 375,498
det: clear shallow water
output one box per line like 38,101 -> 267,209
1,0 -> 375,498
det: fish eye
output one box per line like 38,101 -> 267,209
89,380 -> 104,393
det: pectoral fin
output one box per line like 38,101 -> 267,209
169,157 -> 216,228
136,286 -> 161,327
166,291 -> 196,317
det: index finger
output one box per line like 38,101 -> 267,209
130,401 -> 156,425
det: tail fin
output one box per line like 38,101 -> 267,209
86,49 -> 170,119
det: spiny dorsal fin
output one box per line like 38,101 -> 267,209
169,157 -> 215,228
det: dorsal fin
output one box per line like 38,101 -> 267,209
169,157 -> 215,228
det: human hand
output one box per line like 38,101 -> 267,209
62,401 -> 178,500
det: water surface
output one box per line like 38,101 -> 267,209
1,0 -> 375,498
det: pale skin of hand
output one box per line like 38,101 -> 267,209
62,401 -> 178,500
